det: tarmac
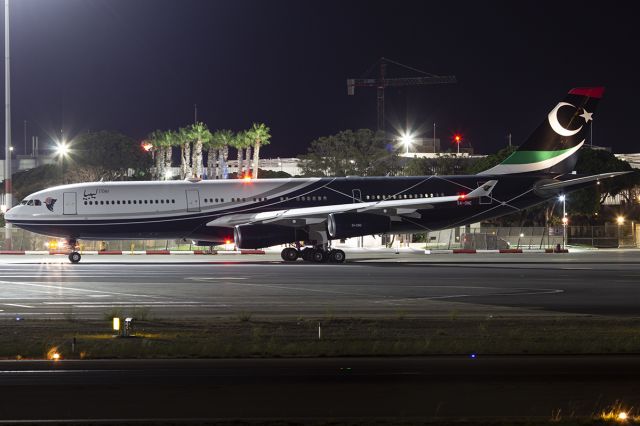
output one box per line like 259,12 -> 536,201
1,249 -> 639,319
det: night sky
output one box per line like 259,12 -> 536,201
2,0 -> 638,159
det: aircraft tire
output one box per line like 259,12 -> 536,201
301,247 -> 314,262
68,251 -> 81,264
329,249 -> 346,263
312,249 -> 327,263
281,247 -> 299,262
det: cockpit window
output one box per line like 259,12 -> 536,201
20,200 -> 27,205
34,200 -> 42,206
27,200 -> 34,206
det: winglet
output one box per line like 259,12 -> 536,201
467,180 -> 498,198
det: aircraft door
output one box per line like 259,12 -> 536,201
63,192 -> 77,215
186,190 -> 201,212
352,189 -> 362,203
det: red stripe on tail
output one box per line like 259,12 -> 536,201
568,87 -> 605,98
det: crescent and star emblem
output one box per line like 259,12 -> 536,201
547,102 -> 582,136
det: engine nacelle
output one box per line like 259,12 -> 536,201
234,224 -> 309,249
327,213 -> 390,239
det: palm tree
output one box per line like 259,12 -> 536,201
247,122 -> 272,179
233,130 -> 249,177
161,130 -> 177,179
184,122 -> 212,179
245,143 -> 252,177
211,129 -> 234,179
177,127 -> 192,179
147,130 -> 166,180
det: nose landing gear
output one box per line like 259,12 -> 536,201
66,239 -> 81,264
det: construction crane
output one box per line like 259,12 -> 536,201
347,57 -> 456,132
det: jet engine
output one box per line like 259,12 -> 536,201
234,224 -> 309,249
327,213 -> 390,239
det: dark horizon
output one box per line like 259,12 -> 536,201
2,0 -> 638,159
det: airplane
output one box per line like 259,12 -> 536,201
5,87 -> 629,264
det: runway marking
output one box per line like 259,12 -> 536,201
0,280 -> 165,300
375,287 -> 564,305
3,303 -> 34,308
187,277 -> 249,281
43,301 -> 203,305
188,280 -> 375,298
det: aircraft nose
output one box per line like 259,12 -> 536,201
3,206 -> 16,222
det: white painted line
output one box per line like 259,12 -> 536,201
4,303 -> 34,308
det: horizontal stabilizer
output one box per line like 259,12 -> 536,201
537,172 -> 631,192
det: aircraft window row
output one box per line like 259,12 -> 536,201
227,197 -> 268,202
83,199 -> 176,206
279,195 -> 328,201
20,199 -> 42,206
203,198 -> 225,203
364,193 -> 445,200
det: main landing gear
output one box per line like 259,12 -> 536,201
67,239 -> 81,264
280,246 -> 346,264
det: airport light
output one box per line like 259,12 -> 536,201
617,215 -> 625,225
559,195 -> 567,249
112,317 -> 120,332
617,412 -> 628,421
453,134 -> 462,154
141,141 -> 153,152
55,141 -> 69,158
400,131 -> 415,154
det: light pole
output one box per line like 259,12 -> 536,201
559,194 -> 567,248
454,134 -> 462,154
617,215 -> 625,248
4,0 -> 12,212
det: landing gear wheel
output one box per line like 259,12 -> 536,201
329,249 -> 346,263
281,247 -> 299,262
312,249 -> 327,263
68,251 -> 81,264
301,247 -> 314,262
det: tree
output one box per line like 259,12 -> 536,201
211,129 -> 234,179
177,127 -> 192,179
299,129 -> 394,177
161,130 -> 177,179
64,131 -> 151,182
185,122 -> 212,179
570,147 -> 639,216
247,122 -> 272,179
233,130 -> 250,177
146,130 -> 166,180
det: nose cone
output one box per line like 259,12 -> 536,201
4,206 -> 17,222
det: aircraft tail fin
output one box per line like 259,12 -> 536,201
479,87 -> 604,175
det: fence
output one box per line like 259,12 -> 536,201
423,224 -> 638,250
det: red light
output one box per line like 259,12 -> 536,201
141,141 -> 153,152
225,239 -> 232,245
243,174 -> 252,182
458,193 -> 467,200
454,134 -> 462,143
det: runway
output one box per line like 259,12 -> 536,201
1,250 -> 640,318
1,357 -> 639,421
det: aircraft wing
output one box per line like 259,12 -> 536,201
207,180 -> 498,227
